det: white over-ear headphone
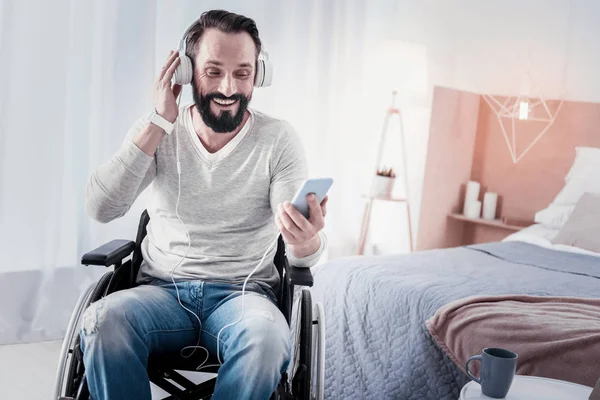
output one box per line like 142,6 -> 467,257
173,21 -> 273,88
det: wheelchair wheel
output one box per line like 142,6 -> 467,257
311,302 -> 326,400
292,289 -> 312,400
55,271 -> 114,400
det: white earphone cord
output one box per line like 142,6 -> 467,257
170,94 -> 280,370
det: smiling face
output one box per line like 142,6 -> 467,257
190,28 -> 257,133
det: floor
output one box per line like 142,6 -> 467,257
0,340 -> 213,399
0,340 -> 61,400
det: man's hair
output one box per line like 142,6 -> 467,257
185,10 -> 262,61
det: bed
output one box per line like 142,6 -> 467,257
306,147 -> 600,399
307,235 -> 599,399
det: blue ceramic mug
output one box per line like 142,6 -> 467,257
466,347 -> 518,398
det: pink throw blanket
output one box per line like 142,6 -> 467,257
425,295 -> 600,387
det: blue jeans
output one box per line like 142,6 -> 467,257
79,279 -> 291,400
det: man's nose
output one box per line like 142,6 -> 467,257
217,74 -> 237,98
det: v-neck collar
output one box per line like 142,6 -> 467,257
184,103 -> 254,166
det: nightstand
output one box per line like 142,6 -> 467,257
460,375 -> 592,399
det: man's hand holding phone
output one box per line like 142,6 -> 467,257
275,194 -> 328,258
275,178 -> 333,259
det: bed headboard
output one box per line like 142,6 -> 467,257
417,86 -> 600,250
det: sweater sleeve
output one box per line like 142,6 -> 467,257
85,117 -> 156,223
269,121 -> 327,268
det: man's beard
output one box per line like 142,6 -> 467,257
192,84 -> 250,133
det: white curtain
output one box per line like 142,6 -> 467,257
0,0 -> 431,344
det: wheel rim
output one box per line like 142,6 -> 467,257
54,282 -> 95,399
314,302 -> 326,400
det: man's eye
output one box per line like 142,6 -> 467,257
206,69 -> 221,77
236,72 -> 250,78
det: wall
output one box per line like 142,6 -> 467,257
348,0 -> 600,104
418,86 -> 600,249
360,0 -> 600,254
421,0 -> 600,103
467,96 -> 600,244
416,87 -> 480,251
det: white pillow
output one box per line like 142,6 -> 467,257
535,146 -> 600,229
552,193 -> 600,253
534,204 -> 575,229
553,171 -> 600,205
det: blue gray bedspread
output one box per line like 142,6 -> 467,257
307,242 -> 600,399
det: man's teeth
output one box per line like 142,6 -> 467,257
213,98 -> 236,105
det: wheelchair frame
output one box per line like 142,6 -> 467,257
54,210 -> 325,400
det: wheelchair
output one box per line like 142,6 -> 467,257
54,210 -> 326,400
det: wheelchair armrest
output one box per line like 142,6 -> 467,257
81,239 -> 136,267
285,261 -> 314,287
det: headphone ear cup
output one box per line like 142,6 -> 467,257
254,59 -> 265,88
254,58 -> 273,88
262,59 -> 273,87
173,51 -> 193,85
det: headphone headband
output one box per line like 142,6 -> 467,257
178,22 -> 196,54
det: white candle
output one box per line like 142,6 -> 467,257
465,200 -> 482,219
483,192 -> 498,220
463,181 -> 480,215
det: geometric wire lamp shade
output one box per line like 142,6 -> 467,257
482,94 -> 564,164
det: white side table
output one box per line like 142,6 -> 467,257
460,375 -> 593,400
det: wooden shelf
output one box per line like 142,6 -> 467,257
447,213 -> 526,231
362,194 -> 407,202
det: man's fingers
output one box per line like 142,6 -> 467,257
275,214 -> 296,242
320,195 -> 329,217
308,194 -> 324,228
162,56 -> 181,84
283,202 -> 312,231
158,51 -> 175,80
278,205 -> 303,237
158,51 -> 179,81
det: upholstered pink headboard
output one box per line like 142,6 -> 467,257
417,86 -> 600,250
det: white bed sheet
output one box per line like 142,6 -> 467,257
502,223 -> 600,258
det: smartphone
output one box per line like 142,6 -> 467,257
291,178 -> 334,218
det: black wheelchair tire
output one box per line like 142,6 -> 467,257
64,271 -> 114,398
298,289 -> 313,400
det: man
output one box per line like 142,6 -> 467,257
81,9 -> 327,400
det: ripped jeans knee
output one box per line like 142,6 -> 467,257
82,299 -> 106,336
79,296 -> 133,351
